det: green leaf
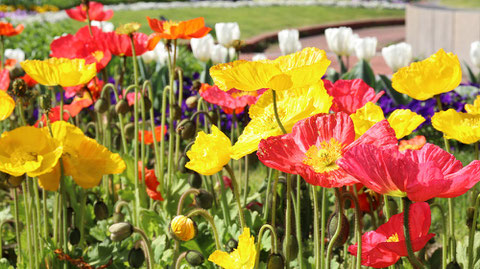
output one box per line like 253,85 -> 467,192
464,61 -> 478,84
340,59 -> 376,88
152,235 -> 167,263
378,74 -> 410,105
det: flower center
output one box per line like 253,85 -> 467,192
386,233 -> 400,243
163,21 -> 179,35
92,51 -> 104,62
303,138 -> 344,174
11,150 -> 39,165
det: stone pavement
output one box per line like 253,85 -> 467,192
240,25 -> 405,75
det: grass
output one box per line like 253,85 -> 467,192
67,5 -> 404,39
439,0 -> 480,9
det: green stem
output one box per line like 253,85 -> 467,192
130,34 -> 141,227
383,195 -> 391,221
243,155 -> 249,207
467,194 -> 480,269
271,173 -> 279,228
254,224 -> 279,268
159,86 -> 170,194
176,188 -> 200,215
216,174 -> 232,228
402,198 -> 424,269
174,68 -> 184,168
145,81 -> 163,194
78,189 -> 87,248
272,90 -> 287,134
186,209 -> 221,250
21,181 -> 33,266
13,189 -> 22,264
263,168 -> 274,222
430,203 -> 448,269
166,40 -> 178,196
342,192 -> 362,269
284,174 -> 293,268
320,187 -> 327,269
312,186 -> 320,269
28,179 -> 39,268
175,252 -> 187,269
326,188 -> 343,269
0,36 -> 4,69
295,175 -> 303,268
225,165 -> 246,229
133,227 -> 154,269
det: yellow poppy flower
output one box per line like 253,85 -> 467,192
169,215 -> 197,241
208,228 -> 256,269
0,90 -> 15,121
231,83 -> 332,159
350,102 -> 425,139
20,58 -> 96,87
349,102 -> 384,138
387,109 -> 425,139
185,125 -> 232,175
0,126 -> 63,177
392,49 -> 461,101
465,96 -> 480,115
431,109 -> 480,144
210,47 -> 330,92
38,121 -> 126,191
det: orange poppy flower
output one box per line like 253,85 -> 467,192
0,22 -> 24,36
146,17 -> 211,49
138,125 -> 168,145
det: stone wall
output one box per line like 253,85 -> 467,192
406,3 -> 480,71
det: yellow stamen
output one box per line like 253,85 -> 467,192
303,138 -> 344,173
386,233 -> 400,242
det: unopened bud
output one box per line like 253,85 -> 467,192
185,96 -> 198,109
94,201 -> 109,220
170,104 -> 182,121
94,98 -> 109,114
142,96 -> 152,111
185,250 -> 204,266
124,122 -> 135,140
128,247 -> 145,268
12,78 -> 27,98
115,99 -> 129,114
177,119 -> 196,140
191,80 -> 202,92
68,227 -> 81,245
109,222 -> 133,242
195,189 -> 213,210
225,239 -> 238,253
169,215 -> 197,241
327,212 -> 350,247
267,253 -> 284,269
188,173 -> 202,188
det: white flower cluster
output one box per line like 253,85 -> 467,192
190,22 -> 239,64
324,26 -> 412,71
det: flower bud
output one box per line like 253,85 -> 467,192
446,261 -> 461,269
278,29 -> 302,56
325,27 -> 355,56
185,250 -> 205,266
177,119 -> 196,140
282,234 -> 298,260
190,34 -> 214,62
382,42 -> 413,72
68,227 -> 81,245
12,78 -> 27,98
208,110 -> 218,124
327,212 -> 350,247
128,247 -> 145,268
191,80 -> 202,92
177,155 -> 192,174
6,175 -> 24,188
169,215 -> 197,241
124,122 -> 135,140
170,104 -> 182,121
215,22 -> 240,47
94,200 -> 109,220
467,207 -> 475,229
188,173 -> 202,188
185,96 -> 198,109
39,95 -> 51,112
94,98 -> 109,114
267,253 -> 285,269
195,189 -> 213,210
142,96 -> 152,111
109,222 -> 133,242
470,41 -> 480,69
354,37 -> 377,62
113,212 -> 125,223
225,239 -> 238,253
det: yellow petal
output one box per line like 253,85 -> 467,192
432,109 -> 480,144
387,109 -> 425,139
208,228 -> 256,269
37,163 -> 61,191
185,125 -> 232,175
392,49 -> 462,101
21,58 -> 96,87
209,60 -> 282,92
465,96 -> 480,115
208,250 -> 236,269
0,91 -> 15,121
350,102 -> 385,138
274,47 -> 331,89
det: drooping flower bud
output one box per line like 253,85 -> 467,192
94,98 -> 109,114
177,119 -> 197,140
267,253 -> 285,269
169,215 -> 197,241
109,222 -> 133,242
124,122 -> 135,140
68,227 -> 81,245
115,99 -> 129,114
94,200 -> 109,220
195,189 -> 213,210
185,250 -> 205,266
128,247 -> 145,268
188,173 -> 202,188
225,239 -> 238,253
327,212 -> 350,247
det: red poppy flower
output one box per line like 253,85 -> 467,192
147,17 -> 211,49
349,202 -> 434,268
19,74 -> 37,88
349,184 -> 380,213
35,98 -> 93,127
102,31 -> 150,57
64,77 -> 103,100
50,26 -> 111,71
257,112 -> 398,188
399,135 -> 426,151
138,162 -> 164,201
65,1 -> 113,22
138,125 -> 168,145
0,69 -> 9,91
199,83 -> 265,114
0,22 -> 24,36
338,142 -> 480,201
323,79 -> 384,115
222,176 -> 232,190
